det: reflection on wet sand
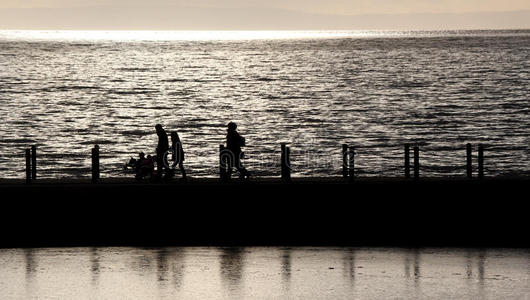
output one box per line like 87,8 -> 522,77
90,247 -> 100,285
343,248 -> 356,281
24,248 -> 36,298
478,250 -> 485,283
466,249 -> 487,297
465,250 -> 487,280
169,248 -> 186,289
220,247 -> 245,293
405,251 -> 411,278
281,248 -> 292,290
413,249 -> 421,286
478,250 -> 486,298
1,247 -> 526,299
130,248 -> 155,275
404,248 -> 420,282
156,248 -> 169,286
466,250 -> 473,279
403,248 -> 421,297
24,249 -> 36,277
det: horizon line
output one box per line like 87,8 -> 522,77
1,28 -> 530,31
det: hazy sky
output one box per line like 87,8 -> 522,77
1,0 -> 529,29
2,0 -> 530,14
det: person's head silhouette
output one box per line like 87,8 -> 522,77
228,122 -> 237,131
155,124 -> 163,134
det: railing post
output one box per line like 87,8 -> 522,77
478,145 -> 484,180
413,146 -> 419,180
91,145 -> 100,183
404,144 -> 410,178
466,143 -> 472,178
342,144 -> 348,179
31,145 -> 37,180
281,143 -> 291,182
348,146 -> 355,182
287,146 -> 291,180
25,148 -> 31,184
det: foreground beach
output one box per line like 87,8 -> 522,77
1,246 -> 528,299
1,177 -> 527,248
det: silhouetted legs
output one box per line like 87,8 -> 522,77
227,152 -> 250,179
178,162 -> 187,180
165,160 -> 187,181
156,151 -> 169,180
167,162 -> 187,180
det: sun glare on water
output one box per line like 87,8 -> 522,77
0,30 -> 384,41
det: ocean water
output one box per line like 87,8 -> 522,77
0,30 -> 529,179
0,247 -> 528,299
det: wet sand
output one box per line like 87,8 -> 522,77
0,247 -> 528,299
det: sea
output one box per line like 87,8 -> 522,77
0,30 -> 529,179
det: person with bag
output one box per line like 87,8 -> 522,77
226,122 -> 250,179
169,131 -> 187,180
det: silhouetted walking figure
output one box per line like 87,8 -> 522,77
155,124 -> 169,180
226,122 -> 250,179
169,132 -> 187,180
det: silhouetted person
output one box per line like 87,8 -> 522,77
135,152 -> 154,180
155,124 -> 169,180
226,122 -> 250,179
169,132 -> 187,180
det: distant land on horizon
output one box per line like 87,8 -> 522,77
1,7 -> 529,30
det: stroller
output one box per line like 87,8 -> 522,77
124,152 -> 155,181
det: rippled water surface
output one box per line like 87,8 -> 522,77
0,247 -> 528,299
0,30 -> 529,178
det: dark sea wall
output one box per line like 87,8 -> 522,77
1,179 -> 527,248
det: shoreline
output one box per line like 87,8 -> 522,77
1,176 -> 529,185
